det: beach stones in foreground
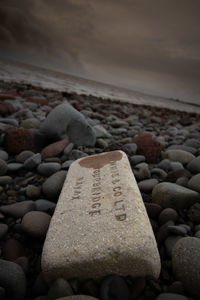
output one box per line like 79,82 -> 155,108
42,150 -> 160,282
172,237 -> 200,298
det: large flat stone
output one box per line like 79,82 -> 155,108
42,151 -> 160,281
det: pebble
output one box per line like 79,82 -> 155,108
26,184 -> 41,199
152,182 -> 200,209
130,277 -> 146,299
163,150 -> 195,164
156,220 -> 175,244
0,150 -> 8,161
0,200 -> 36,218
0,175 -> 12,185
151,168 -> 167,180
7,163 -> 23,172
68,149 -> 88,160
100,275 -> 130,300
157,159 -> 172,171
21,211 -> 51,238
168,225 -> 187,236
129,155 -> 145,166
172,237 -> 200,298
170,162 -> 184,171
0,223 -> 8,239
121,143 -> 137,155
62,160 -> 74,170
175,176 -> 188,187
0,259 -> 26,300
138,178 -> 158,193
2,238 -> 25,261
41,139 -> 68,160
42,171 -> 67,201
0,158 -> 7,175
63,143 -> 74,155
47,277 -> 74,299
133,162 -> 151,180
24,153 -> 41,170
55,296 -> 99,300
21,118 -> 40,129
15,256 -> 29,274
37,162 -> 61,176
158,208 -> 178,225
167,144 -> 197,155
187,173 -> 200,192
184,138 -> 200,149
16,150 -> 34,163
35,199 -> 56,213
187,155 -> 200,174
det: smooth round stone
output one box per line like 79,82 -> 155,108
175,176 -> 188,187
152,182 -> 200,209
156,220 -> 175,244
170,162 -> 184,171
157,159 -> 171,171
24,153 -> 41,170
133,163 -> 151,180
62,160 -> 74,170
158,208 -> 178,225
184,138 -> 200,149
110,119 -> 129,127
26,185 -> 41,199
0,150 -> 8,161
188,174 -> 200,192
100,275 -> 130,300
47,278 -> 73,300
194,230 -> 200,238
167,144 -> 197,155
172,237 -> 200,298
121,143 -> 137,155
7,163 -> 23,172
96,139 -> 108,149
167,281 -> 184,295
151,168 -> 167,180
63,143 -> 74,155
168,225 -> 187,236
16,150 -> 34,163
130,155 -> 145,166
0,158 -> 7,175
0,259 -> 26,300
155,293 -> 188,300
21,211 -> 51,238
144,203 -> 162,219
94,124 -> 111,138
165,236 -> 182,257
2,238 -> 25,261
32,272 -> 49,297
21,118 -> 40,129
35,199 -> 56,213
37,163 -> 61,176
42,171 -> 67,201
0,176 -> 12,185
0,224 -> 8,239
163,150 -> 195,164
69,150 -> 88,160
14,256 -> 29,274
0,200 -> 36,218
138,178 -> 158,193
187,155 -> 200,174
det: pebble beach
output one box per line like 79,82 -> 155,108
0,79 -> 200,300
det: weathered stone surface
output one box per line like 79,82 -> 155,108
42,151 -> 160,282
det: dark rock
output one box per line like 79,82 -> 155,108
100,275 -> 130,300
21,211 -> 51,238
0,200 -> 36,218
42,171 -> 67,201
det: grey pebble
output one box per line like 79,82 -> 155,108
42,171 -> 67,201
151,168 -> 167,180
155,293 -> 189,300
121,143 -> 137,155
47,277 -> 73,300
187,155 -> 200,174
158,208 -> 178,225
24,153 -> 41,170
0,200 -> 36,218
188,173 -> 200,193
133,162 -> 151,180
129,155 -> 145,166
37,162 -> 61,176
0,150 -> 8,161
7,163 -> 23,172
26,185 -> 41,199
165,235 -> 183,257
35,199 -> 56,213
21,211 -> 51,238
62,160 -> 74,170
138,178 -> 158,193
0,176 -> 12,185
168,225 -> 187,236
16,150 -> 34,163
63,143 -> 74,155
0,259 -> 26,300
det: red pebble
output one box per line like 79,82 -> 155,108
26,97 -> 49,106
133,133 -> 162,163
6,128 -> 34,154
0,93 -> 15,100
41,139 -> 68,159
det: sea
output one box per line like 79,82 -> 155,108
0,58 -> 199,114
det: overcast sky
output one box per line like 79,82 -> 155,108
0,0 -> 200,103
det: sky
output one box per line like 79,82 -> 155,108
0,0 -> 200,103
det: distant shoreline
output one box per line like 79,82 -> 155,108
0,58 -> 200,114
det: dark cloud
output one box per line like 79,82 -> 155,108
0,0 -> 200,101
